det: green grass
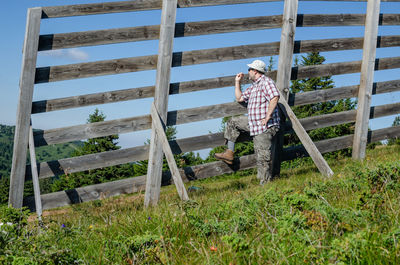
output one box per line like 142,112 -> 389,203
1,145 -> 400,264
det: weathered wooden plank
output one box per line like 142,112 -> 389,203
298,102 -> 400,131
278,0 -> 333,177
38,16 -> 282,50
353,0 -> 381,160
28,125 -> 42,218
38,14 -> 400,51
145,0 -> 178,207
150,103 -> 189,201
291,85 -> 359,106
40,0 -> 279,18
33,102 -> 246,147
27,132 -> 224,180
35,55 -> 158,84
280,97 -> 334,176
9,8 -> 42,209
31,75 -> 239,113
277,0 -> 298,99
24,125 -> 400,211
292,79 -> 400,106
38,25 -> 160,51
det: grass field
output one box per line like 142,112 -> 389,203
1,145 -> 399,264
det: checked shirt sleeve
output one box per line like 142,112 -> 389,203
241,86 -> 252,102
262,78 -> 280,100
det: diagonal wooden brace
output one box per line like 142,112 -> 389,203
279,97 -> 334,177
150,102 -> 189,201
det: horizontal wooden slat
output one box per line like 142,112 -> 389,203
35,35 -> 400,83
40,0 -> 277,18
38,15 -> 282,51
297,102 -> 400,131
292,56 -> 400,80
24,125 -> 400,211
40,0 -> 400,19
28,102 -> 400,179
31,75 -> 238,113
33,102 -> 247,147
37,15 -> 400,51
27,132 -> 225,180
291,79 -> 400,106
35,55 -> 158,84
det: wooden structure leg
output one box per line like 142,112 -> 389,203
276,0 -> 333,177
28,124 -> 43,221
144,0 -> 178,207
150,103 -> 189,201
9,7 -> 42,208
352,0 -> 381,160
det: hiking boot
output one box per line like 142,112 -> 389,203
214,149 -> 234,164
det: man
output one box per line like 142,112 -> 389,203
214,59 -> 280,184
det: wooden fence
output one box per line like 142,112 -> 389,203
10,0 -> 400,210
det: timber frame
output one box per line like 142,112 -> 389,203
10,0 -> 400,210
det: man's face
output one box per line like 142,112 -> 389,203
248,68 -> 257,81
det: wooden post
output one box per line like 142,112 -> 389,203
352,0 -> 381,160
273,0 -> 298,177
276,0 -> 298,101
28,124 -> 43,221
144,0 -> 177,207
276,0 -> 333,177
150,103 -> 189,201
9,7 -> 42,208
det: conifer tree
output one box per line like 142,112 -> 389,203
50,109 -> 135,191
287,52 -> 355,154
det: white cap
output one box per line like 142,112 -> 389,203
247,59 -> 267,73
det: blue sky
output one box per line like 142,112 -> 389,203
1,0 -> 399,158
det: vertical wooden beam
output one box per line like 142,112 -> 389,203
9,7 -> 42,208
145,0 -> 177,207
352,0 -> 381,160
273,0 -> 298,177
150,103 -> 189,201
276,0 -> 333,177
276,0 -> 298,101
28,124 -> 43,220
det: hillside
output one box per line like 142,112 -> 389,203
0,124 -> 83,178
0,144 -> 399,264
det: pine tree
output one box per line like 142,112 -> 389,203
50,109 -> 136,192
287,52 -> 355,156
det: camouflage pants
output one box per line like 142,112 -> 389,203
224,115 -> 279,183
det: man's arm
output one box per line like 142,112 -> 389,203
235,73 -> 245,102
261,96 -> 279,126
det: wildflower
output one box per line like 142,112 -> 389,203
210,246 -> 217,252
61,224 -> 66,228
148,216 -> 151,221
89,225 -> 93,229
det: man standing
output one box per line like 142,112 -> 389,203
214,59 -> 280,184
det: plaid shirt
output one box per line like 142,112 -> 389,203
242,75 -> 280,136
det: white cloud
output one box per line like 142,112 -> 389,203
67,48 -> 89,61
40,48 -> 89,61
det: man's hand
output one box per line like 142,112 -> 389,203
261,113 -> 271,126
235,73 -> 245,102
235,73 -> 244,83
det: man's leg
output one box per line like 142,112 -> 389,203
254,126 -> 279,184
215,115 -> 249,164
